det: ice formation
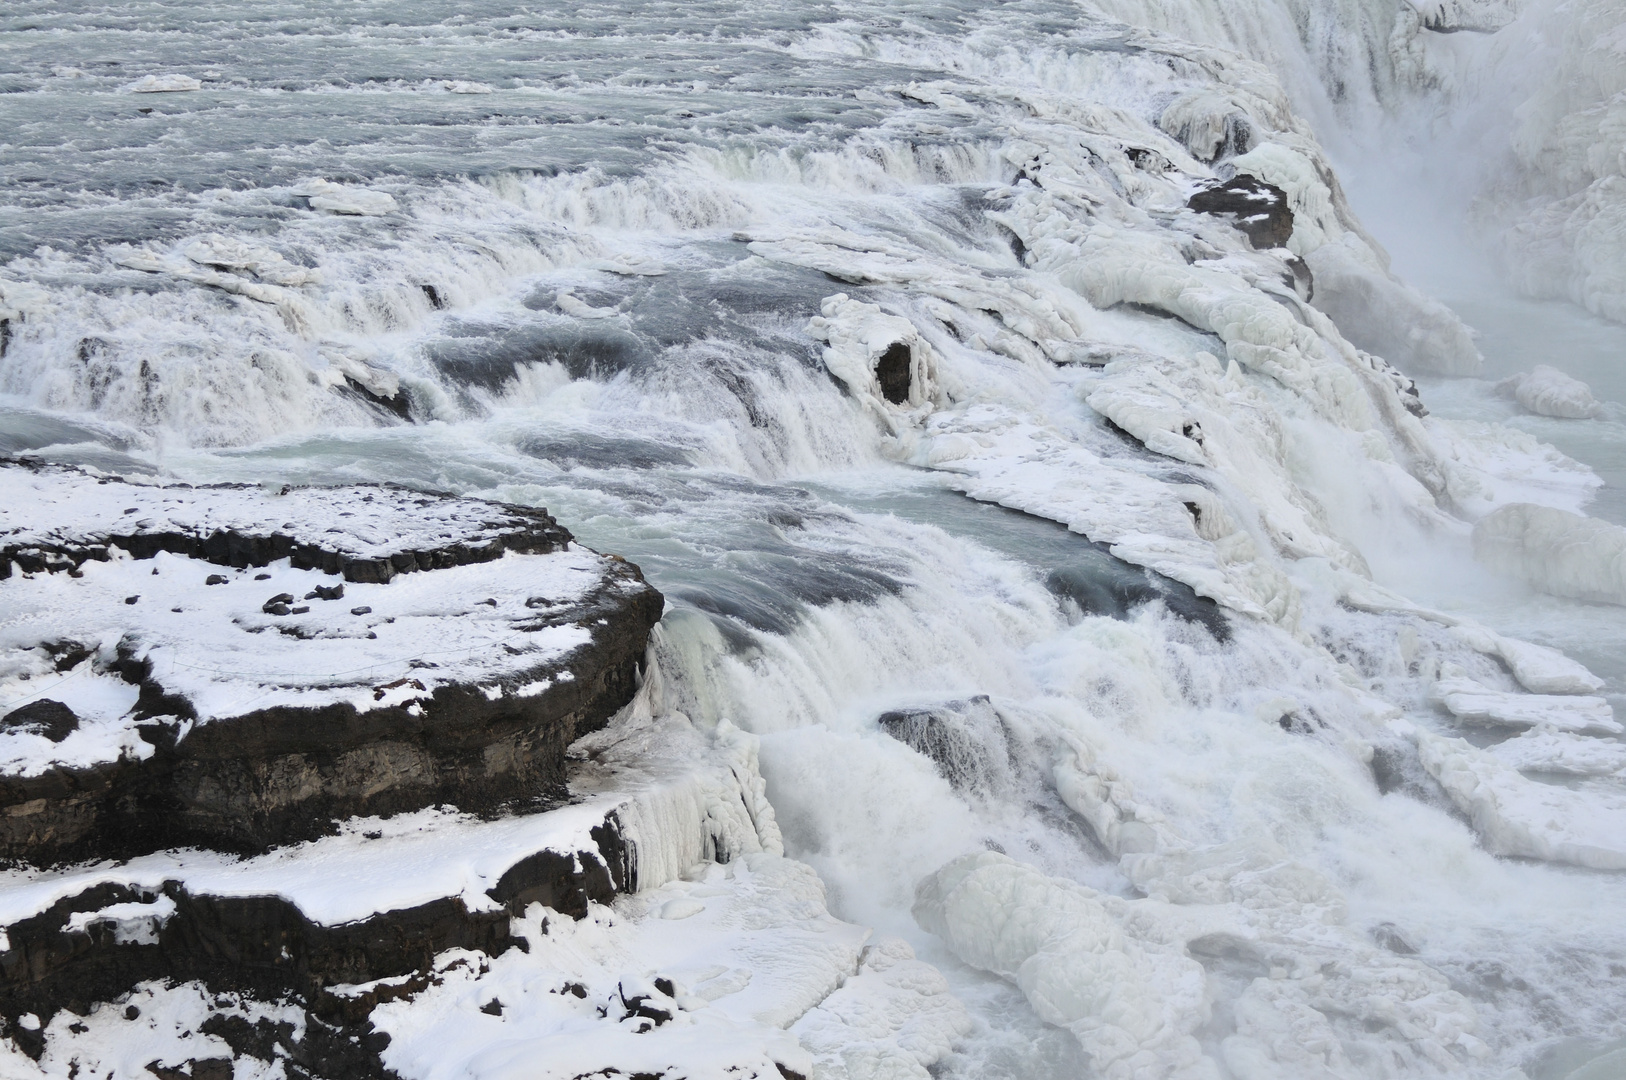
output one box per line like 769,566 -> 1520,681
1473,502 -> 1626,605
1417,728 -> 1626,871
1431,671 -> 1623,734
1495,366 -> 1604,419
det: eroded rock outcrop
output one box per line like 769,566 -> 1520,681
0,462 -> 665,864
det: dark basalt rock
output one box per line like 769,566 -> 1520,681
0,811 -> 632,1069
874,342 -> 913,405
0,699 -> 80,743
877,697 -> 1015,798
1187,175 -> 1295,249
0,463 -> 666,865
0,558 -> 663,865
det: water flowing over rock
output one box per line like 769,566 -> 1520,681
3,1 -> 1625,1077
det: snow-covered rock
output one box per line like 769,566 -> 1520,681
0,462 -> 664,863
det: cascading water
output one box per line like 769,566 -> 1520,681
2,1 -> 1624,1077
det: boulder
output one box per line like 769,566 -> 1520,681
1186,175 -> 1295,249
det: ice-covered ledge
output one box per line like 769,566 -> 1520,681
0,709 -> 803,1070
0,462 -> 665,863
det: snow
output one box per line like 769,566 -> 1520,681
63,895 -> 176,945
364,853 -> 966,1080
0,464 -> 556,567
1496,366 -> 1604,419
1473,502 -> 1626,606
1417,728 -> 1626,871
1431,671 -> 1622,733
0,549 -> 608,775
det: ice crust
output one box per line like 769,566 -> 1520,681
1484,727 -> 1626,776
1431,672 -> 1622,734
1418,728 -> 1626,871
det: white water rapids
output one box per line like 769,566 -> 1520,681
2,1 -> 1625,1077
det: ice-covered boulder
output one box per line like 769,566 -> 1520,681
0,461 -> 664,863
127,74 -> 201,93
807,294 -> 939,418
1472,501 -> 1626,605
292,178 -> 399,216
1495,365 -> 1604,419
913,851 -> 1213,1079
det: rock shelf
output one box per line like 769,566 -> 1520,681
0,463 -> 665,863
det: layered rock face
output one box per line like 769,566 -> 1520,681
0,462 -> 675,1073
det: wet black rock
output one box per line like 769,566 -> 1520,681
1187,175 -> 1295,249
0,699 -> 80,743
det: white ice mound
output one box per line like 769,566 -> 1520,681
180,233 -> 322,287
1431,672 -> 1622,734
1473,502 -> 1626,606
1301,238 -> 1482,377
1417,729 -> 1626,871
293,178 -> 399,216
913,851 -> 1214,1080
128,74 -> 201,93
807,294 -> 939,417
791,936 -> 973,1080
1486,727 -> 1626,777
1495,365 -> 1603,419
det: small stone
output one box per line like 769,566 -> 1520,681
122,508 -> 138,514
262,593 -> 295,614
255,573 -> 272,581
124,1005 -> 140,1020
480,998 -> 504,1016
480,598 -> 497,606
124,595 -> 139,605
315,583 -> 344,601
264,603 -> 290,616
172,607 -> 182,613
151,567 -> 160,575
205,574 -> 227,585
291,605 -> 310,615
351,605 -> 373,616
